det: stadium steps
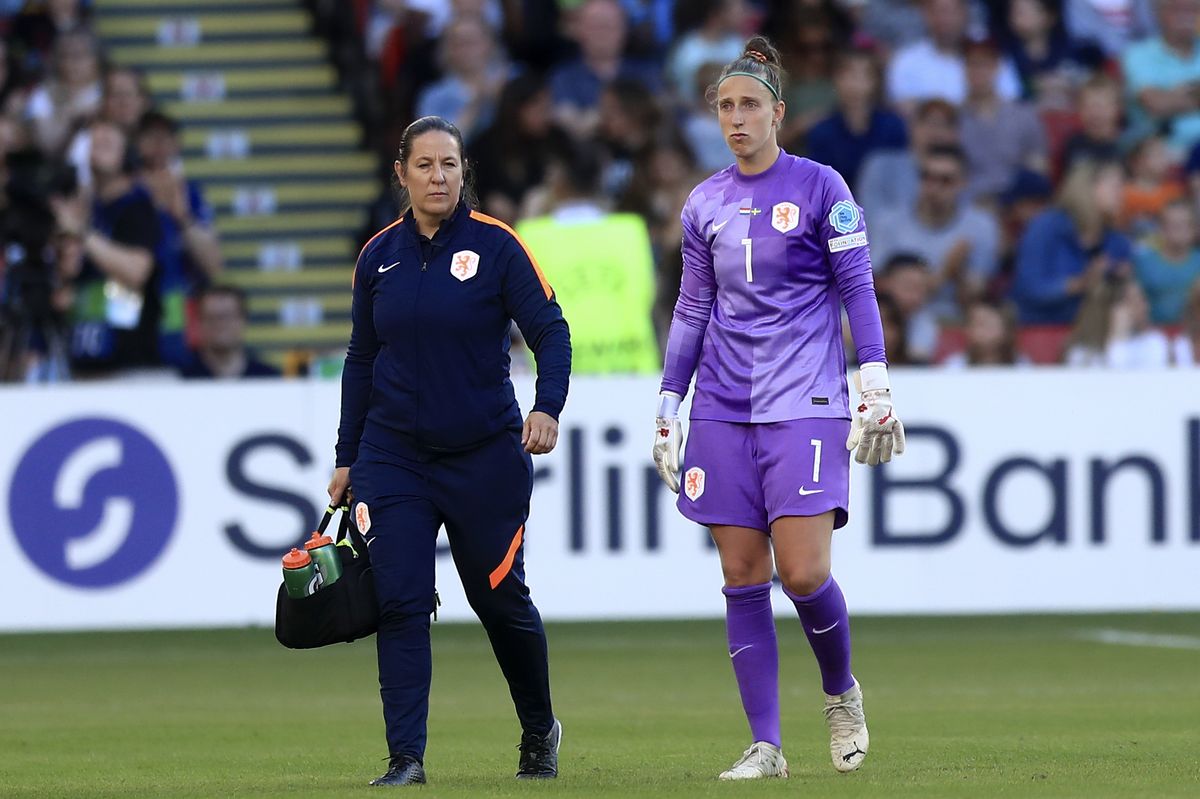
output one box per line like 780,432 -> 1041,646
94,0 -> 375,368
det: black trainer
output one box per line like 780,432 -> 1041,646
369,754 -> 426,787
516,718 -> 561,779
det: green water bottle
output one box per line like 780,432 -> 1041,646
304,531 -> 342,587
282,548 -> 321,598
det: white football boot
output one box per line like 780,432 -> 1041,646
718,741 -> 789,780
825,678 -> 869,772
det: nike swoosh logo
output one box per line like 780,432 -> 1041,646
798,486 -> 824,496
712,218 -> 730,233
729,644 -> 753,658
812,621 -> 840,635
378,261 -> 400,273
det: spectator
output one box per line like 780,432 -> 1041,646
596,77 -> 661,201
1121,0 -> 1200,155
134,110 -> 223,367
666,0 -> 744,104
1058,74 -> 1123,177
960,37 -> 1048,200
180,284 -> 280,379
549,0 -> 657,140
0,128 -> 72,381
886,0 -> 1021,113
1011,158 -> 1132,323
622,0 -> 677,58
874,292 -> 922,365
66,65 -> 152,188
941,298 -> 1029,366
1134,200 -> 1200,323
23,28 -> 101,157
405,0 -> 504,40
0,38 -> 28,120
616,131 -> 700,344
776,13 -> 839,150
516,143 -> 660,374
995,168 -> 1056,296
617,128 -> 694,251
857,97 -> 959,218
1185,137 -> 1200,202
682,60 -> 734,173
854,0 -> 926,53
9,0 -> 89,80
502,0 -> 571,72
1065,0 -> 1156,60
51,118 -> 163,375
469,73 -> 571,223
1171,280 -> 1200,363
415,16 -> 509,142
1001,0 -> 1079,103
875,253 -> 940,362
1121,134 -> 1184,235
869,144 -> 1001,320
1065,277 -> 1170,366
806,48 -> 907,188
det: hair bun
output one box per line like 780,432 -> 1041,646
745,49 -> 767,63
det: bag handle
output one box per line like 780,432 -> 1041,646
317,504 -> 368,551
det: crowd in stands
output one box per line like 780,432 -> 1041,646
0,0 -> 276,381
312,0 -> 1200,370
4,0 -> 1200,382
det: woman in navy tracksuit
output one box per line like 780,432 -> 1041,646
328,116 -> 571,787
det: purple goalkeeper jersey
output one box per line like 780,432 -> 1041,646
660,150 -> 886,422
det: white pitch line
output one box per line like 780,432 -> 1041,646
1078,628 -> 1200,651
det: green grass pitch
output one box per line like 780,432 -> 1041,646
1,614 -> 1198,798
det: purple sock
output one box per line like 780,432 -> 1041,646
722,582 -> 781,747
785,576 -> 854,696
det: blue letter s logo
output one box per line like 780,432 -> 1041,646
8,418 -> 178,588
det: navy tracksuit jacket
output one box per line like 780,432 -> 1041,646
336,203 -> 571,760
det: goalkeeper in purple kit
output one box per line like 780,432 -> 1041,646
652,36 -> 905,781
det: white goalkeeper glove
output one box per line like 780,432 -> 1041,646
846,362 -> 906,466
652,391 -> 683,493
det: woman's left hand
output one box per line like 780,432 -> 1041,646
522,411 -> 559,454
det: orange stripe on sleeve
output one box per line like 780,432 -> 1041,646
469,210 -> 553,300
353,214 -> 406,288
488,524 -> 524,589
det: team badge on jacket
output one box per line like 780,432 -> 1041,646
450,249 -> 480,281
772,202 -> 799,233
683,467 -> 706,501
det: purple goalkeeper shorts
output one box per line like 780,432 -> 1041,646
677,418 -> 851,531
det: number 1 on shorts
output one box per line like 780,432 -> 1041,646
810,438 -> 822,483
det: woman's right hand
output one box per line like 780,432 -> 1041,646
327,466 -> 351,506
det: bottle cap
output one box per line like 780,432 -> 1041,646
303,531 -> 334,550
282,548 -> 312,569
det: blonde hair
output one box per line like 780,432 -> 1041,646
1056,158 -> 1119,246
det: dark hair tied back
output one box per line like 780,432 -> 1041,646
708,35 -> 785,105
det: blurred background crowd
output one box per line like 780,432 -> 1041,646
2,0 -> 1200,382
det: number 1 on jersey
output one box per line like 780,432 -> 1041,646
740,238 -> 753,283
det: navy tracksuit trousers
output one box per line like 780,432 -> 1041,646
350,429 -> 554,760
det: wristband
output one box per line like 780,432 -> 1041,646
657,391 -> 682,418
859,362 -> 890,393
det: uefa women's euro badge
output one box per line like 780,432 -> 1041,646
772,202 -> 799,233
450,250 -> 480,281
683,467 -> 706,501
